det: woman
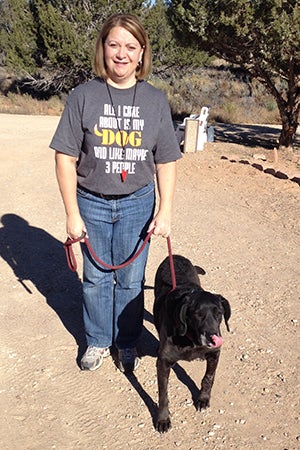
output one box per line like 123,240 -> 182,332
50,13 -> 181,373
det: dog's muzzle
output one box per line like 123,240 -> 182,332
200,334 -> 224,348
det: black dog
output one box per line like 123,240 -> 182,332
153,255 -> 231,433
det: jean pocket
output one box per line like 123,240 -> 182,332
131,182 -> 155,199
77,186 -> 90,199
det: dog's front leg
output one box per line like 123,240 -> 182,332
156,357 -> 172,433
196,350 -> 220,411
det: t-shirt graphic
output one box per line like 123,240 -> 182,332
93,102 -> 148,180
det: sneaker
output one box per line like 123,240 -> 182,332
117,348 -> 140,373
81,346 -> 110,371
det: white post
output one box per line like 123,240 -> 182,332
196,106 -> 210,151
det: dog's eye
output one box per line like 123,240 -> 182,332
213,307 -> 222,318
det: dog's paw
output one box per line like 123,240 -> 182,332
195,397 -> 210,411
156,418 -> 172,433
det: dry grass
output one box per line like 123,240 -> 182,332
152,70 -> 282,125
0,68 -> 282,125
0,93 -> 64,116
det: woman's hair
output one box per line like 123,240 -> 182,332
93,14 -> 152,80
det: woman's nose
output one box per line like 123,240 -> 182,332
116,45 -> 126,59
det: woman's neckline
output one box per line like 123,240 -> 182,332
106,78 -> 137,90
99,78 -> 142,93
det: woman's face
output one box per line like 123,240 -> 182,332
104,26 -> 144,88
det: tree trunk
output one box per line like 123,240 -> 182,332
252,63 -> 300,151
279,114 -> 298,148
278,107 -> 299,150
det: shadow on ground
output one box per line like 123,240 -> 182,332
214,123 -> 283,149
0,214 -> 86,354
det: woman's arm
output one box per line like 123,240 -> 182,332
148,160 -> 177,237
55,151 -> 86,239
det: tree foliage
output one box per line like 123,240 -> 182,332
0,1 -> 149,93
142,0 -> 209,77
168,0 -> 300,148
31,0 -> 147,92
0,0 -> 37,71
0,0 -> 205,95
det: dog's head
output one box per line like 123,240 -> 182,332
167,289 -> 231,348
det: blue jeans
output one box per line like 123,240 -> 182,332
77,182 -> 155,350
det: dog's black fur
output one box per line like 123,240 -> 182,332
153,255 -> 231,433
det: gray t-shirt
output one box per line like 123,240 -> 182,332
50,78 -> 182,195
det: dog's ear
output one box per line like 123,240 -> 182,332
165,290 -> 191,337
166,299 -> 188,337
218,295 -> 231,332
194,265 -> 206,276
178,303 -> 188,336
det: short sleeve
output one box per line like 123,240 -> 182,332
49,88 -> 84,157
154,93 -> 181,163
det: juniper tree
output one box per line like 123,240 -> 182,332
169,0 -> 300,149
0,0 -> 37,71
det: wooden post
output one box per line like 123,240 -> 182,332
183,119 -> 198,153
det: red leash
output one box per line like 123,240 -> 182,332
64,229 -> 177,290
167,235 -> 176,291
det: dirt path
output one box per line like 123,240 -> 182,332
0,114 -> 299,450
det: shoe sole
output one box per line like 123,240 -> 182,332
102,349 -> 111,358
81,358 -> 103,371
81,348 -> 110,371
118,357 -> 140,373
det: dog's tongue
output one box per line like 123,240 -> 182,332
211,335 -> 224,348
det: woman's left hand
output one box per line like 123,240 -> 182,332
149,160 -> 177,238
148,212 -> 171,238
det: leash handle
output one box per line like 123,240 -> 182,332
63,231 -> 86,272
64,229 -> 177,290
64,229 -> 154,272
85,229 -> 154,270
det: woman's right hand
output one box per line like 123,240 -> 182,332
55,152 -> 86,241
66,213 -> 86,240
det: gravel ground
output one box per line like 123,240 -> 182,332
0,114 -> 299,450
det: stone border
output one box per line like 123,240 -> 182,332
220,155 -> 300,187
